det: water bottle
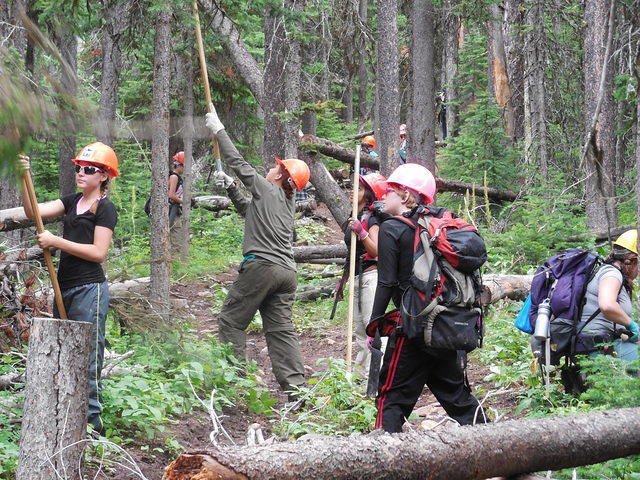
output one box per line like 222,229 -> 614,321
533,299 -> 552,341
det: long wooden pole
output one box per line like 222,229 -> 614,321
345,146 -> 361,374
21,170 -> 67,319
192,1 -> 223,171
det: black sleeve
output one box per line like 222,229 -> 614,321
95,200 -> 118,231
369,222 -> 402,322
60,193 -> 79,213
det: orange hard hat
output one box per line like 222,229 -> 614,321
73,142 -> 119,177
362,135 -> 376,149
360,172 -> 387,201
173,151 -> 185,164
276,158 -> 310,191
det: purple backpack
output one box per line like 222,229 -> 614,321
529,249 -> 603,364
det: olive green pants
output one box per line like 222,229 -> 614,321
218,257 -> 305,391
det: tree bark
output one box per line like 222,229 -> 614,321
16,318 -> 92,480
583,0 -> 618,231
299,134 -> 519,202
149,3 -> 172,312
52,22 -> 78,197
407,0 -> 435,172
375,0 -> 400,175
96,0 -> 130,146
204,0 -> 265,106
523,0 -> 548,181
298,150 -> 350,225
283,0 -> 303,158
487,2 -> 516,139
356,0 -> 369,127
164,407 -> 640,480
503,0 -> 525,143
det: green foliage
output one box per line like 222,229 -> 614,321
272,358 -> 376,439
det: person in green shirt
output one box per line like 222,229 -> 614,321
205,104 -> 310,400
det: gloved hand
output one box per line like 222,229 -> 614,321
214,170 -> 234,189
628,320 -> 639,343
334,278 -> 344,301
349,219 -> 368,240
366,336 -> 375,351
205,103 -> 225,134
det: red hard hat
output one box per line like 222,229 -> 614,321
386,163 -> 436,204
173,151 -> 185,164
362,135 -> 376,149
360,172 -> 387,201
276,158 -> 310,191
73,142 -> 119,177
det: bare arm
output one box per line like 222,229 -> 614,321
168,174 -> 182,204
37,226 -> 113,263
361,224 -> 379,258
598,276 -> 632,327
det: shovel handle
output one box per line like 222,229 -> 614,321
21,169 -> 67,319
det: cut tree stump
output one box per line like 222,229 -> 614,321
163,407 -> 640,480
16,318 -> 92,480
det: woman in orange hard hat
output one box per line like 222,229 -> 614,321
206,103 -> 310,402
19,142 -> 119,434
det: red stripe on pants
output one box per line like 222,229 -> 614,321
375,336 -> 405,429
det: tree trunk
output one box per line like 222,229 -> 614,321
441,0 -> 459,139
298,150 -> 350,225
487,2 -> 516,139
263,1 -> 288,163
503,0 -> 525,143
523,0 -> 548,181
205,0 -> 265,106
583,0 -> 617,231
96,0 -> 130,146
293,244 -> 348,262
283,0 -> 303,158
180,44 -> 195,261
299,134 -> 519,202
164,408 -> 640,480
375,0 -> 400,175
0,206 -> 61,232
149,3 -> 172,312
16,318 -> 92,480
52,23 -> 77,197
407,0 -> 435,172
357,0 -> 369,127
480,274 -> 533,304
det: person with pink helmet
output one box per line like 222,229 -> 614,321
367,162 -> 487,432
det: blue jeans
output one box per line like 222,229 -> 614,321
54,281 -> 109,431
614,339 -> 639,362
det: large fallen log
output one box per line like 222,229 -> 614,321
163,407 -> 640,480
480,274 -> 533,304
567,224 -> 633,243
0,207 -> 61,233
299,134 -> 519,203
293,245 -> 347,263
192,195 -> 232,211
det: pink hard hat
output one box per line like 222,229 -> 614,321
399,124 -> 407,136
385,163 -> 436,204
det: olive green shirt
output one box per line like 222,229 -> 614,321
217,130 -> 296,271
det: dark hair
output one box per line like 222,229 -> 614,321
280,167 -> 295,199
361,183 -> 376,206
608,246 -> 636,262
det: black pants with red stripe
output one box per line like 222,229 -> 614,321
375,333 -> 487,433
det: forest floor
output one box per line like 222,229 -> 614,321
92,205 -> 523,479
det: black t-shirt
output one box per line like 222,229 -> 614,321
369,212 -> 417,323
58,193 -> 118,290
344,210 -> 381,274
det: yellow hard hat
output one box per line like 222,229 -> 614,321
613,229 -> 638,255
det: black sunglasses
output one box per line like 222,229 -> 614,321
75,164 -> 104,175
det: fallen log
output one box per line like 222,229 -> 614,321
567,224 -> 633,243
0,207 -> 61,233
192,195 -> 232,212
299,134 -> 519,202
293,245 -> 347,263
296,278 -> 336,302
480,274 -> 533,304
163,407 -> 640,480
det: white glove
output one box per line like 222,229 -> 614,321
214,170 -> 234,189
205,103 -> 225,134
